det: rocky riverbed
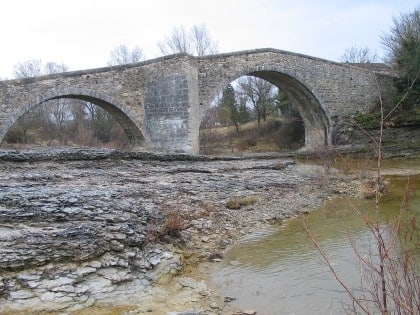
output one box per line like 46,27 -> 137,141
0,148 -> 370,314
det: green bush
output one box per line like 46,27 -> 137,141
354,112 -> 381,127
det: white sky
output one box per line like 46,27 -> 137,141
0,0 -> 418,79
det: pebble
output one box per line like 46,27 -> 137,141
224,296 -> 236,302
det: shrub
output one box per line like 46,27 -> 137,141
354,112 -> 381,127
226,196 -> 258,209
4,127 -> 26,144
161,209 -> 188,237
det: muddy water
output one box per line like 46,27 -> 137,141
213,161 -> 420,315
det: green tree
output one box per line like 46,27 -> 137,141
220,84 -> 240,131
236,95 -> 251,124
381,7 -> 419,119
276,90 -> 291,116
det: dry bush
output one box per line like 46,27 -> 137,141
199,127 -> 227,154
162,209 -> 188,237
274,119 -> 305,149
226,196 -> 258,210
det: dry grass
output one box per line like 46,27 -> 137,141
200,118 -> 304,154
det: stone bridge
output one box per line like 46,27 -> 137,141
0,48 -> 393,154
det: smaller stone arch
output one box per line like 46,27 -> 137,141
1,88 -> 145,147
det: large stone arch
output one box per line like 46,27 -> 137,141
200,64 -> 331,149
0,88 -> 145,147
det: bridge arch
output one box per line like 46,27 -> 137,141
201,63 -> 331,149
1,88 -> 145,147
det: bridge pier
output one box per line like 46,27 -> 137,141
143,56 -> 200,154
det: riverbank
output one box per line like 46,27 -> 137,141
0,149 -> 382,314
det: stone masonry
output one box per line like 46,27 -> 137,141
0,48 -> 394,154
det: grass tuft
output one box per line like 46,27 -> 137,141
226,196 -> 258,210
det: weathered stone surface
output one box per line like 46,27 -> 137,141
0,151 -> 365,312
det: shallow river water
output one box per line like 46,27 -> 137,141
213,160 -> 420,315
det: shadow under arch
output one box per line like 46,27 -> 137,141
2,88 -> 145,147
203,67 -> 332,150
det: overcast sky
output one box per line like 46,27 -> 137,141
0,0 -> 417,79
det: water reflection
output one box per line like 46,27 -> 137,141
213,173 -> 419,315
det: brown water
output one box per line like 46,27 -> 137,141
213,161 -> 420,315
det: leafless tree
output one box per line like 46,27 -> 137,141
340,46 -> 378,63
158,25 -> 191,55
13,60 -> 68,79
236,76 -> 278,124
107,44 -> 145,66
190,24 -> 218,56
13,59 -> 43,78
44,61 -> 68,74
158,24 -> 218,56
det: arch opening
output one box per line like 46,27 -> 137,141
252,70 -> 330,146
1,93 -> 145,149
199,69 -> 331,154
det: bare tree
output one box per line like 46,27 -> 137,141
158,25 -> 191,55
190,24 -> 218,56
13,59 -> 43,78
340,46 -> 378,63
107,44 -> 145,66
236,76 -> 278,124
158,24 -> 218,56
13,59 -> 68,79
44,61 -> 68,74
41,61 -> 71,144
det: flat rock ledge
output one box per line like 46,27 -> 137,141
0,150 -> 367,313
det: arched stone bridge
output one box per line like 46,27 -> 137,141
0,48 -> 393,154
